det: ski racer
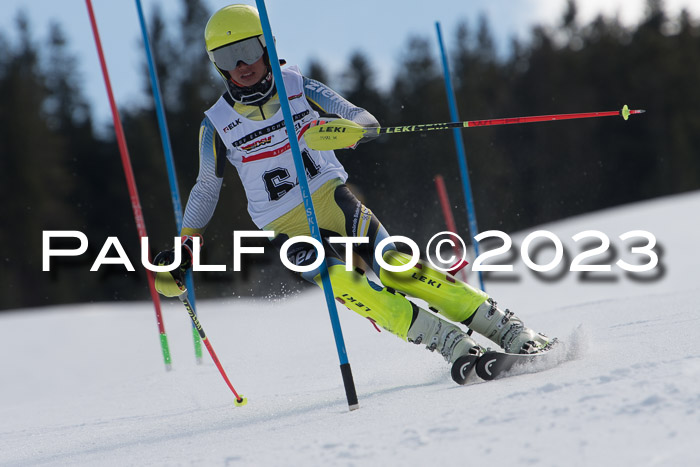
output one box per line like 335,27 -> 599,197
153,4 -> 552,382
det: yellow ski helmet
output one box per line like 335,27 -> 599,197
204,4 -> 275,105
205,4 -> 264,56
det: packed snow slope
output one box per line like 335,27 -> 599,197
2,191 -> 699,466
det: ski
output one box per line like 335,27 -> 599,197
451,354 -> 480,385
475,340 -> 560,381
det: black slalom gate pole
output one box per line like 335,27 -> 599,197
255,0 -> 359,411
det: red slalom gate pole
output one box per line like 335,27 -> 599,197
85,0 -> 172,369
434,175 -> 468,283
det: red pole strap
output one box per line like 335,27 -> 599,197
85,0 -> 167,336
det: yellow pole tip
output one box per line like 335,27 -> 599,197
234,396 -> 248,407
621,105 -> 630,121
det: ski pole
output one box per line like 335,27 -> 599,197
304,105 -> 644,150
376,105 -> 643,135
178,292 -> 247,407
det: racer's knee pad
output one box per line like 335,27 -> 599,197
378,250 -> 489,323
314,264 -> 416,340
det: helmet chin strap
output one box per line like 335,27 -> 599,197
229,77 -> 245,88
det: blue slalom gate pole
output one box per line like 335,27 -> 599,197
135,0 -> 202,362
255,0 -> 359,411
435,22 -> 485,291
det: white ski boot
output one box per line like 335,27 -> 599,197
465,299 -> 550,354
407,307 -> 482,384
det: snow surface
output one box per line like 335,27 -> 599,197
2,192 -> 700,466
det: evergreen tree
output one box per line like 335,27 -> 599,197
3,0 -> 700,309
336,52 -> 389,210
305,58 -> 329,84
382,36 -> 456,244
0,15 -> 87,307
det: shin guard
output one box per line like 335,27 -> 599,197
378,250 -> 488,323
315,264 -> 416,340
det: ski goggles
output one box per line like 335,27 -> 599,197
209,36 -> 265,70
